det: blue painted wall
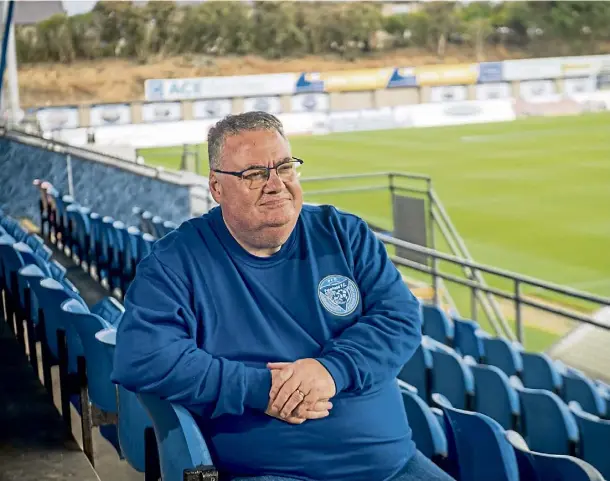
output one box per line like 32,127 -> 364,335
0,138 -> 191,226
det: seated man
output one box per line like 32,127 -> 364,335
111,111 -> 454,481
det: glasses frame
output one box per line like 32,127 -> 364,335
212,157 -> 304,189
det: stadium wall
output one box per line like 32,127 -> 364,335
0,133 -> 195,225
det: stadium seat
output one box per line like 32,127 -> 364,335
466,360 -> 521,430
506,430 -> 604,481
516,386 -> 580,455
138,392 -> 216,481
482,337 -> 524,378
422,304 -> 454,345
398,381 -> 448,465
453,318 -> 485,361
432,393 -> 520,481
428,339 -> 475,410
562,367 -> 607,418
569,401 -> 610,480
398,337 -> 433,403
95,327 -> 157,475
521,352 -> 563,394
61,299 -> 122,464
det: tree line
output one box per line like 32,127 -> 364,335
15,1 -> 610,65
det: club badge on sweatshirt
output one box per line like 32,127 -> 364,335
318,275 -> 360,317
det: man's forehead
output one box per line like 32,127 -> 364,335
222,129 -> 290,168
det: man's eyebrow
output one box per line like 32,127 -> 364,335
244,157 -> 292,170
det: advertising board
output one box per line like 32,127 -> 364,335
145,73 -> 297,101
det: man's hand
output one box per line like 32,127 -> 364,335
264,366 -> 333,424
267,358 -> 336,421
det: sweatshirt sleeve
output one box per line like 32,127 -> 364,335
316,216 -> 422,394
111,251 -> 272,419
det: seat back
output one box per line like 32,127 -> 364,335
91,296 -> 125,326
61,299 -> 116,413
432,393 -> 519,481
398,339 -> 433,403
517,386 -> 579,455
483,337 -> 523,377
569,401 -> 610,480
521,352 -> 563,394
470,362 -> 520,430
506,430 -> 604,481
398,381 -> 447,462
453,318 -> 484,360
429,341 -> 475,410
30,278 -> 85,366
96,327 -> 153,473
138,392 -> 215,481
563,369 -> 607,418
422,305 -> 454,345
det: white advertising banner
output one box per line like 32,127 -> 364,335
408,100 -> 516,128
429,85 -> 468,103
560,55 -> 610,77
519,80 -> 559,102
141,102 -> 182,123
475,82 -> 511,100
144,73 -> 297,101
563,77 -> 597,97
89,104 -> 131,126
36,107 -> 80,131
290,93 -> 329,113
243,96 -> 282,114
192,99 -> 233,119
503,58 -> 562,81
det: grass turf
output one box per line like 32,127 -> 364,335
139,111 -> 610,351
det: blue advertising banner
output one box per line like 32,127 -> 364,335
478,62 -> 504,83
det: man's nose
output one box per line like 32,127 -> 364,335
264,169 -> 284,190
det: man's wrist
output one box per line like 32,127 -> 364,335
244,368 -> 272,411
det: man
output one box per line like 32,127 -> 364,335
112,111 -> 454,481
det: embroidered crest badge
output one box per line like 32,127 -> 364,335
318,275 -> 360,317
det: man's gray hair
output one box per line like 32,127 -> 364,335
207,111 -> 286,170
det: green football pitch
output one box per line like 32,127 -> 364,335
139,111 -> 610,351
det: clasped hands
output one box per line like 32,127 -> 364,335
265,358 -> 336,425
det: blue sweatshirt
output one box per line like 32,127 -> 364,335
112,204 -> 423,481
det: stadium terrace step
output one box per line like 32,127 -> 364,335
0,317 -> 101,481
548,308 -> 610,385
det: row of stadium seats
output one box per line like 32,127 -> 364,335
5,181 -> 607,480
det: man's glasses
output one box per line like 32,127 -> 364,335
212,157 -> 304,190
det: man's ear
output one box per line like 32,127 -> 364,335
209,173 -> 221,203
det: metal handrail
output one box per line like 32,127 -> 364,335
377,232 -> 609,306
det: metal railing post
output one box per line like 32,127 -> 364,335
515,279 -> 524,345
471,285 -> 478,321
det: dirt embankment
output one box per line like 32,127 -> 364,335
18,46 -> 530,108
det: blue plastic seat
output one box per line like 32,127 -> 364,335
428,339 -> 475,410
95,327 -> 155,474
468,361 -> 520,430
483,337 -> 524,378
521,352 -> 563,394
422,304 -> 454,345
432,393 -> 520,481
61,299 -> 121,463
398,381 -> 447,464
138,392 -> 215,481
506,430 -> 604,481
562,368 -> 607,418
398,338 -> 433,403
453,318 -> 485,360
517,386 -> 579,455
569,401 -> 610,480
